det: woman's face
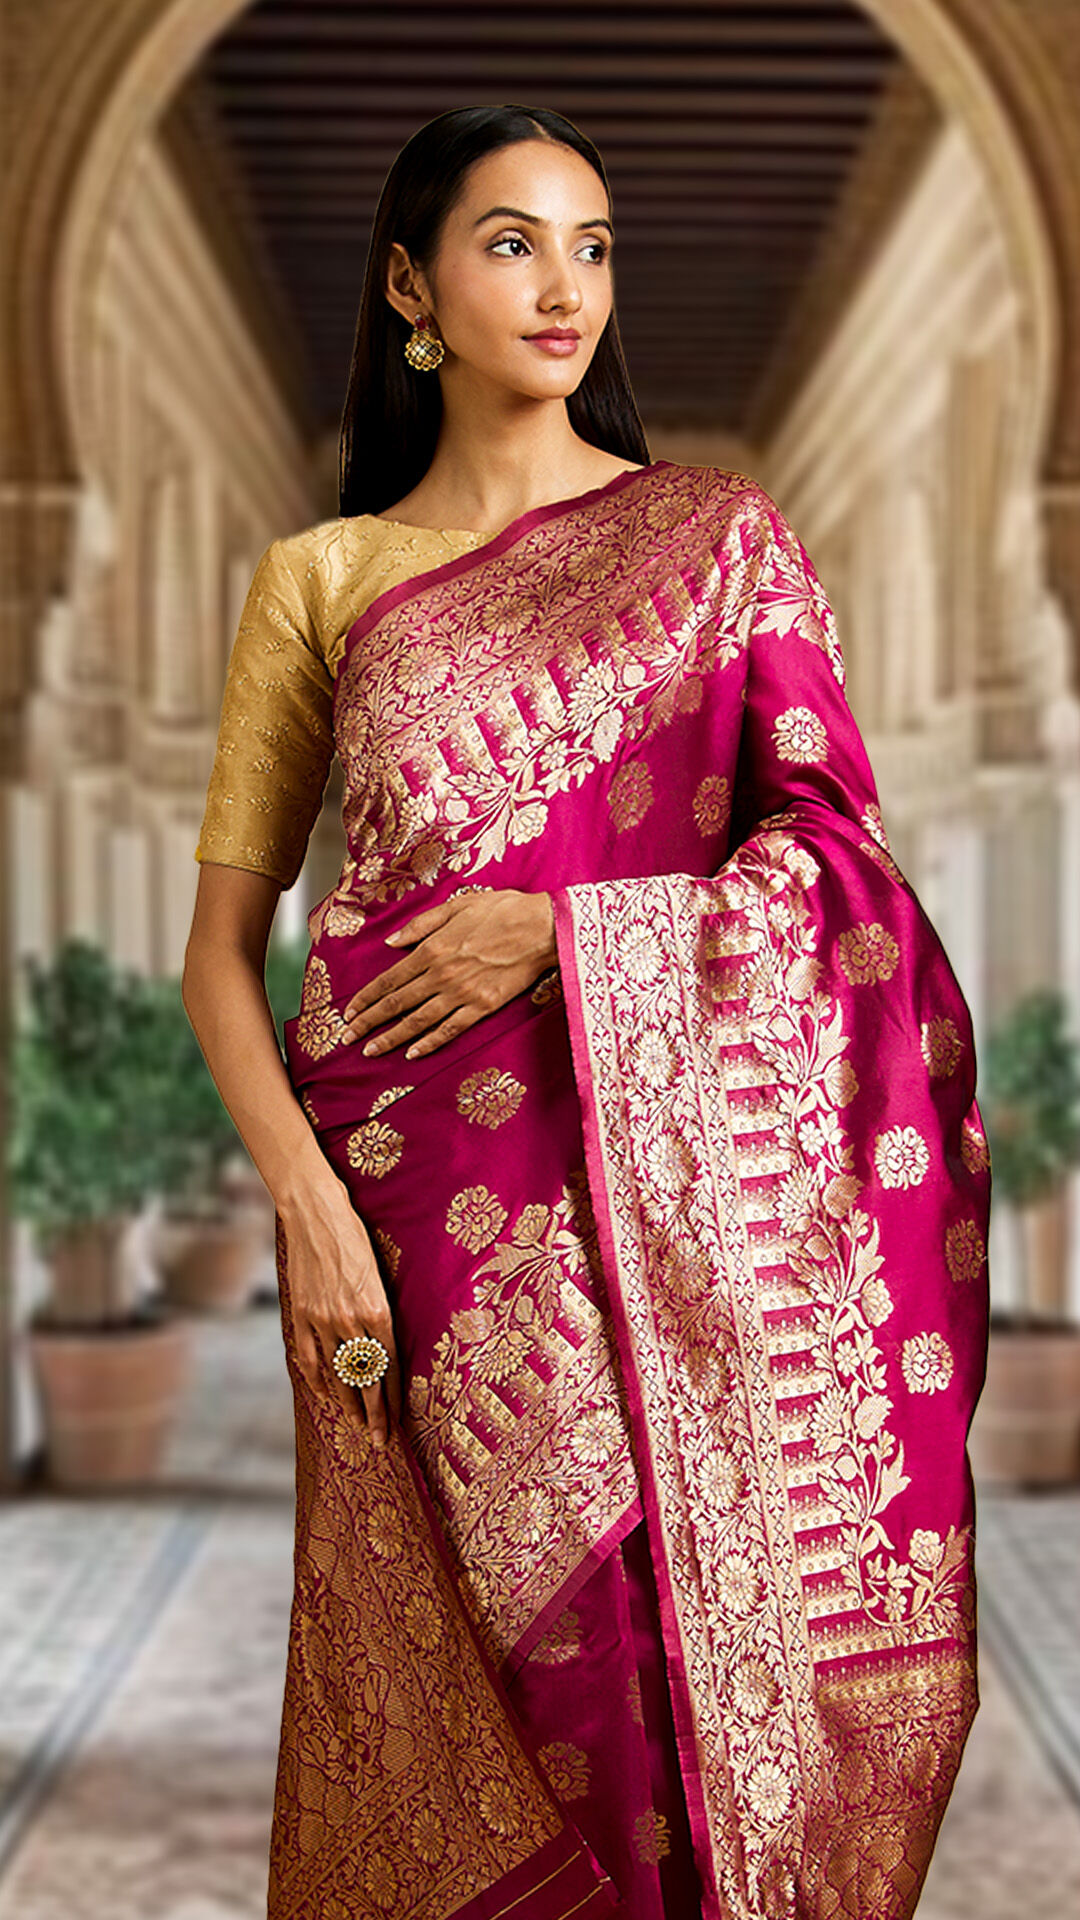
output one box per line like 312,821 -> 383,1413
390,139 -> 615,398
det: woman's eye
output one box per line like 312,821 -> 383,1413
487,235 -> 611,263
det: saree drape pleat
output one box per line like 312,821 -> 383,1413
271,460 -> 989,1920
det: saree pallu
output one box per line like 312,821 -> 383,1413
272,460 -> 990,1920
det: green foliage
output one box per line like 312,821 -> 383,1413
983,987 -> 1080,1206
263,933 -> 309,1047
8,930 -> 313,1252
8,938 -> 185,1249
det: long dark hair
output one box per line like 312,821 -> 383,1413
338,105 -> 650,518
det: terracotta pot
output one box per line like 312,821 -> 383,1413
155,1213 -> 261,1314
29,1314 -> 191,1488
47,1215 -> 132,1326
968,1320 -> 1080,1486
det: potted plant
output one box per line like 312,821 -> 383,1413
8,937 -> 192,1488
970,986 -> 1080,1486
152,931 -> 309,1310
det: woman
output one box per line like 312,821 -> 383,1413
183,105 -> 990,1920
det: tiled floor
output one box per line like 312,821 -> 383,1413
0,1289 -> 1078,1917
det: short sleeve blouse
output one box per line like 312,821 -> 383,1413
195,514 -> 489,889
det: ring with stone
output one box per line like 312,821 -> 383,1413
332,1333 -> 391,1390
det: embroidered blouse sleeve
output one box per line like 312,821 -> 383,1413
195,539 -> 335,890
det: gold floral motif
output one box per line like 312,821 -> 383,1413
874,1126 -> 930,1189
960,1121 -> 990,1174
530,1607 -> 582,1665
945,1218 -> 984,1286
860,803 -> 891,852
294,954 -> 350,1060
346,1118 -> 405,1178
713,1554 -> 762,1617
836,922 -> 900,985
455,1066 -> 526,1129
366,1497 -> 405,1559
634,1809 -> 672,1865
299,1090 -> 320,1126
410,1806 -> 447,1866
362,1850 -> 400,1911
607,760 -> 654,831
402,1588 -> 444,1650
909,1529 -> 945,1571
572,1403 -> 624,1465
731,1658 -> 781,1720
901,1331 -> 954,1394
861,1276 -> 894,1326
444,1183 -> 508,1252
772,705 -> 828,763
537,1741 -> 591,1801
921,1016 -> 963,1079
476,1776 -> 522,1837
746,1759 -> 794,1823
627,1669 -> 644,1725
504,1485 -> 557,1545
692,773 -> 731,837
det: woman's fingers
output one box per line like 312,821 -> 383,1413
361,1377 -> 389,1446
398,1008 -> 479,1060
292,1312 -> 323,1394
359,991 -> 469,1058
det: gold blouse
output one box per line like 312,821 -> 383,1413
195,514 -> 492,889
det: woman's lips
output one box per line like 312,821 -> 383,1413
525,333 -> 581,355
522,332 -> 580,355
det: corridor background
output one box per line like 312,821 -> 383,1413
2,1 -> 1079,1913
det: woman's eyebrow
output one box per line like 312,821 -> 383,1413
471,205 -> 614,236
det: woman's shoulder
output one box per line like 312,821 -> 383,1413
664,460 -> 772,506
657,461 -> 785,543
261,512 -> 484,677
266,512 -> 382,579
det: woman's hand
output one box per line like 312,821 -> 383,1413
342,887 -> 557,1060
278,1177 -> 400,1446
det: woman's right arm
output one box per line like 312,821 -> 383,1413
181,862 -> 400,1445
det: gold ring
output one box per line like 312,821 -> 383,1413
333,1334 -> 390,1390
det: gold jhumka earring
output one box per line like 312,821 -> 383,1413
403,310 -> 445,371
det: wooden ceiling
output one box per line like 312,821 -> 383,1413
195,0 -> 931,438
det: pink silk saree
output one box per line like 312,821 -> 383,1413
273,459 -> 990,1920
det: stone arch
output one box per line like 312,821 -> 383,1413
3,1 -> 1070,498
